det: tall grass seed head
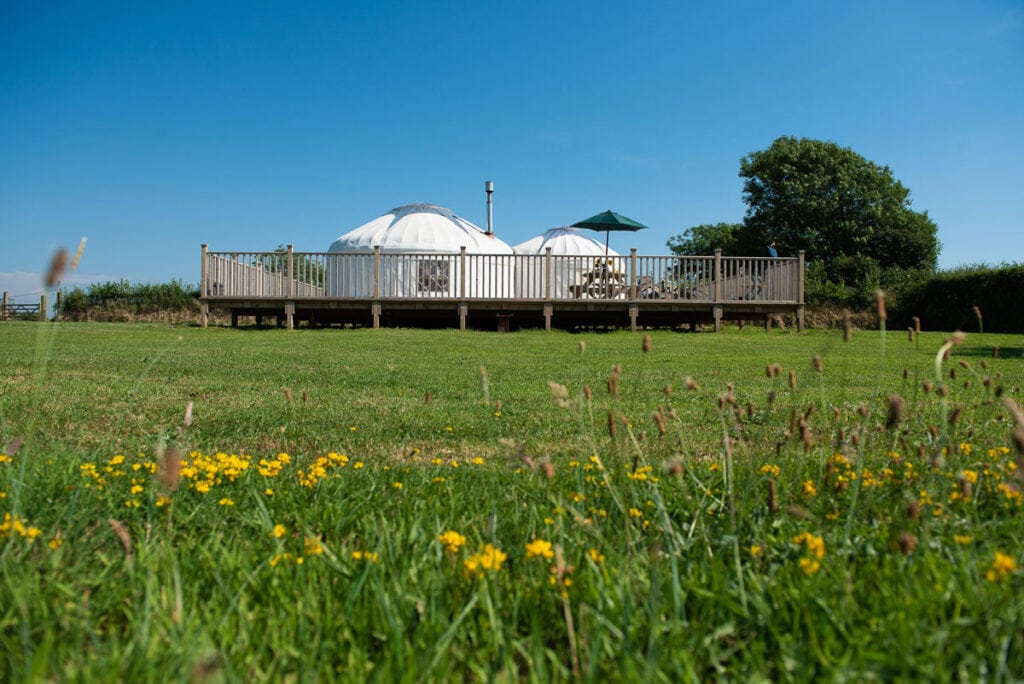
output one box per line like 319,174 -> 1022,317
45,247 -> 69,287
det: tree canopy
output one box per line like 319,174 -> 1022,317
738,136 -> 939,271
667,136 -> 940,304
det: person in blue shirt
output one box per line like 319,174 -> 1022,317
767,242 -> 778,258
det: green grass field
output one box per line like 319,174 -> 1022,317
2,322 -> 1023,681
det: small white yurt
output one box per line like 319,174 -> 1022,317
513,227 -> 624,299
326,203 -> 515,298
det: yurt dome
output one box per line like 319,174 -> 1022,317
325,203 -> 513,298
513,227 -> 619,256
329,203 -> 513,255
513,227 -> 626,299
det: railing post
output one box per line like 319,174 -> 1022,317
373,246 -> 381,299
201,244 -> 208,297
713,249 -> 723,332
544,247 -> 552,300
286,245 -> 294,298
797,250 -> 806,332
459,247 -> 467,300
458,247 -> 467,330
629,248 -> 637,301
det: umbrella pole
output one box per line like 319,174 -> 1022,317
605,231 -> 610,256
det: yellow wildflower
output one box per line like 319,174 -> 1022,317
304,536 -> 324,556
799,557 -> 821,575
760,464 -> 780,478
793,531 -> 826,559
525,539 -> 554,559
272,524 -> 287,539
438,530 -> 467,554
986,552 -> 1017,582
463,544 -> 506,578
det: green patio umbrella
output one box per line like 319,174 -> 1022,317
571,210 -> 649,255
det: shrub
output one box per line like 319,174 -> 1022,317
892,263 -> 1024,332
59,279 -> 200,318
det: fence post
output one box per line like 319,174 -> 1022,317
542,248 -> 551,301
797,250 -> 805,332
201,244 -> 208,297
713,249 -> 723,332
2,291 -> 7,320
459,247 -> 467,330
39,294 -> 47,322
459,247 -> 467,300
286,245 -> 294,299
56,290 -> 63,319
629,248 -> 637,301
373,247 -> 381,299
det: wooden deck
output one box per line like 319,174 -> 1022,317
199,246 -> 805,332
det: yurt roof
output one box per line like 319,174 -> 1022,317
513,227 -> 620,256
328,203 -> 513,254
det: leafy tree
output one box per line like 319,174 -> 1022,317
666,136 -> 941,306
257,245 -> 325,287
738,136 -> 939,273
666,223 -> 744,256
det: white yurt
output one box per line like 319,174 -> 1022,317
326,203 -> 515,298
513,227 -> 624,299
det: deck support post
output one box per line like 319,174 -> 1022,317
713,306 -> 722,333
543,303 -> 553,331
201,302 -> 209,328
285,302 -> 295,331
629,304 -> 639,332
765,315 -> 771,334
458,303 -> 468,330
371,302 -> 381,329
231,311 -> 238,327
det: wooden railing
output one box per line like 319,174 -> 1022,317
201,245 -> 804,305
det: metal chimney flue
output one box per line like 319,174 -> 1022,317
485,180 -> 494,235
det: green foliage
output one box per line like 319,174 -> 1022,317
666,222 -> 744,256
893,262 -> 1024,333
256,244 -> 326,287
59,279 -> 199,315
739,136 -> 939,274
2,325 -> 1023,679
667,136 -> 941,307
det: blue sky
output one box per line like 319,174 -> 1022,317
1,0 -> 1021,299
